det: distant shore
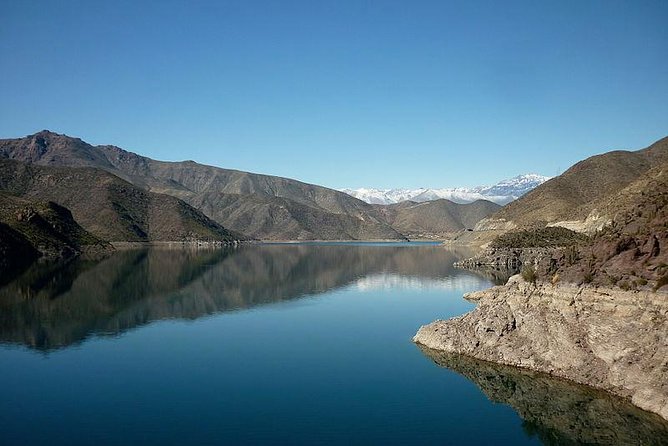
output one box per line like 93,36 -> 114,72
259,239 -> 439,244
109,239 -> 450,249
111,240 -> 245,249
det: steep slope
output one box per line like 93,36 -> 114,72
0,193 -> 109,280
459,163 -> 668,289
550,163 -> 668,289
0,131 -> 404,240
375,199 -> 501,239
476,136 -> 668,233
0,159 -> 241,243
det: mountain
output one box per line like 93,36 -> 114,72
341,174 -> 550,205
475,136 -> 668,233
373,199 -> 501,239
551,162 -> 668,290
0,192 -> 109,279
0,131 -> 405,240
0,159 -> 240,243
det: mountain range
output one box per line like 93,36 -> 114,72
0,131 -> 503,251
341,174 -> 550,205
2,129 -> 664,271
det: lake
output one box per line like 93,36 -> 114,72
1,243 -> 667,445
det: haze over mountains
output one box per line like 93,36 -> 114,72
342,174 -> 550,205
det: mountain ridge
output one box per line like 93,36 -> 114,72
373,199 -> 501,239
341,173 -> 550,205
0,130 -> 501,240
474,136 -> 668,233
0,158 -> 242,243
0,130 -> 405,240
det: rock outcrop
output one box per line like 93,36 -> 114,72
414,277 -> 668,420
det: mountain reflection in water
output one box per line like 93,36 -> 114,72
0,243 -> 482,351
418,346 -> 668,445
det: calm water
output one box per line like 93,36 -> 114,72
1,243 -> 667,445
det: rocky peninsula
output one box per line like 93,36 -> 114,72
414,276 -> 668,420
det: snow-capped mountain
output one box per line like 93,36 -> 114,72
341,174 -> 550,205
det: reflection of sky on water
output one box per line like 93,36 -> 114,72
353,273 -> 488,292
1,245 -> 666,445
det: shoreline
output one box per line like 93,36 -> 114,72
258,239 -> 442,244
110,239 -> 447,247
111,240 -> 246,249
414,276 -> 668,420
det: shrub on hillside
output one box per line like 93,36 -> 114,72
490,227 -> 589,249
521,265 -> 537,285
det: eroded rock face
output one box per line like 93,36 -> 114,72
414,277 -> 668,420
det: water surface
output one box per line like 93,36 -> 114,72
1,243 -> 666,445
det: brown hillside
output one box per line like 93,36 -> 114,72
475,163 -> 668,291
375,199 -> 501,239
554,163 -> 668,290
477,136 -> 668,232
0,131 -> 404,240
0,159 -> 241,242
0,193 -> 109,279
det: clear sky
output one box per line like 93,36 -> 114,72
1,0 -> 666,189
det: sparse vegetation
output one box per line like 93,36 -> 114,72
655,274 -> 668,292
583,271 -> 594,284
0,159 -> 239,243
564,245 -> 580,266
521,265 -> 537,285
490,227 -> 589,249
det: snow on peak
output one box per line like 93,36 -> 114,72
341,174 -> 550,205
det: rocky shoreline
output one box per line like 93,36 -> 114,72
453,246 -> 551,270
414,276 -> 668,421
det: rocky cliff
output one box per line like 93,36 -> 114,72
414,277 -> 668,420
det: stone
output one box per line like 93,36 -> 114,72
414,281 -> 668,420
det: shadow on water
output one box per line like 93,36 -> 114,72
0,243 -> 480,351
418,345 -> 668,445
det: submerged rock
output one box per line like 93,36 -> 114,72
414,277 -> 668,420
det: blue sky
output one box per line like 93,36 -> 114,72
1,0 -> 666,189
